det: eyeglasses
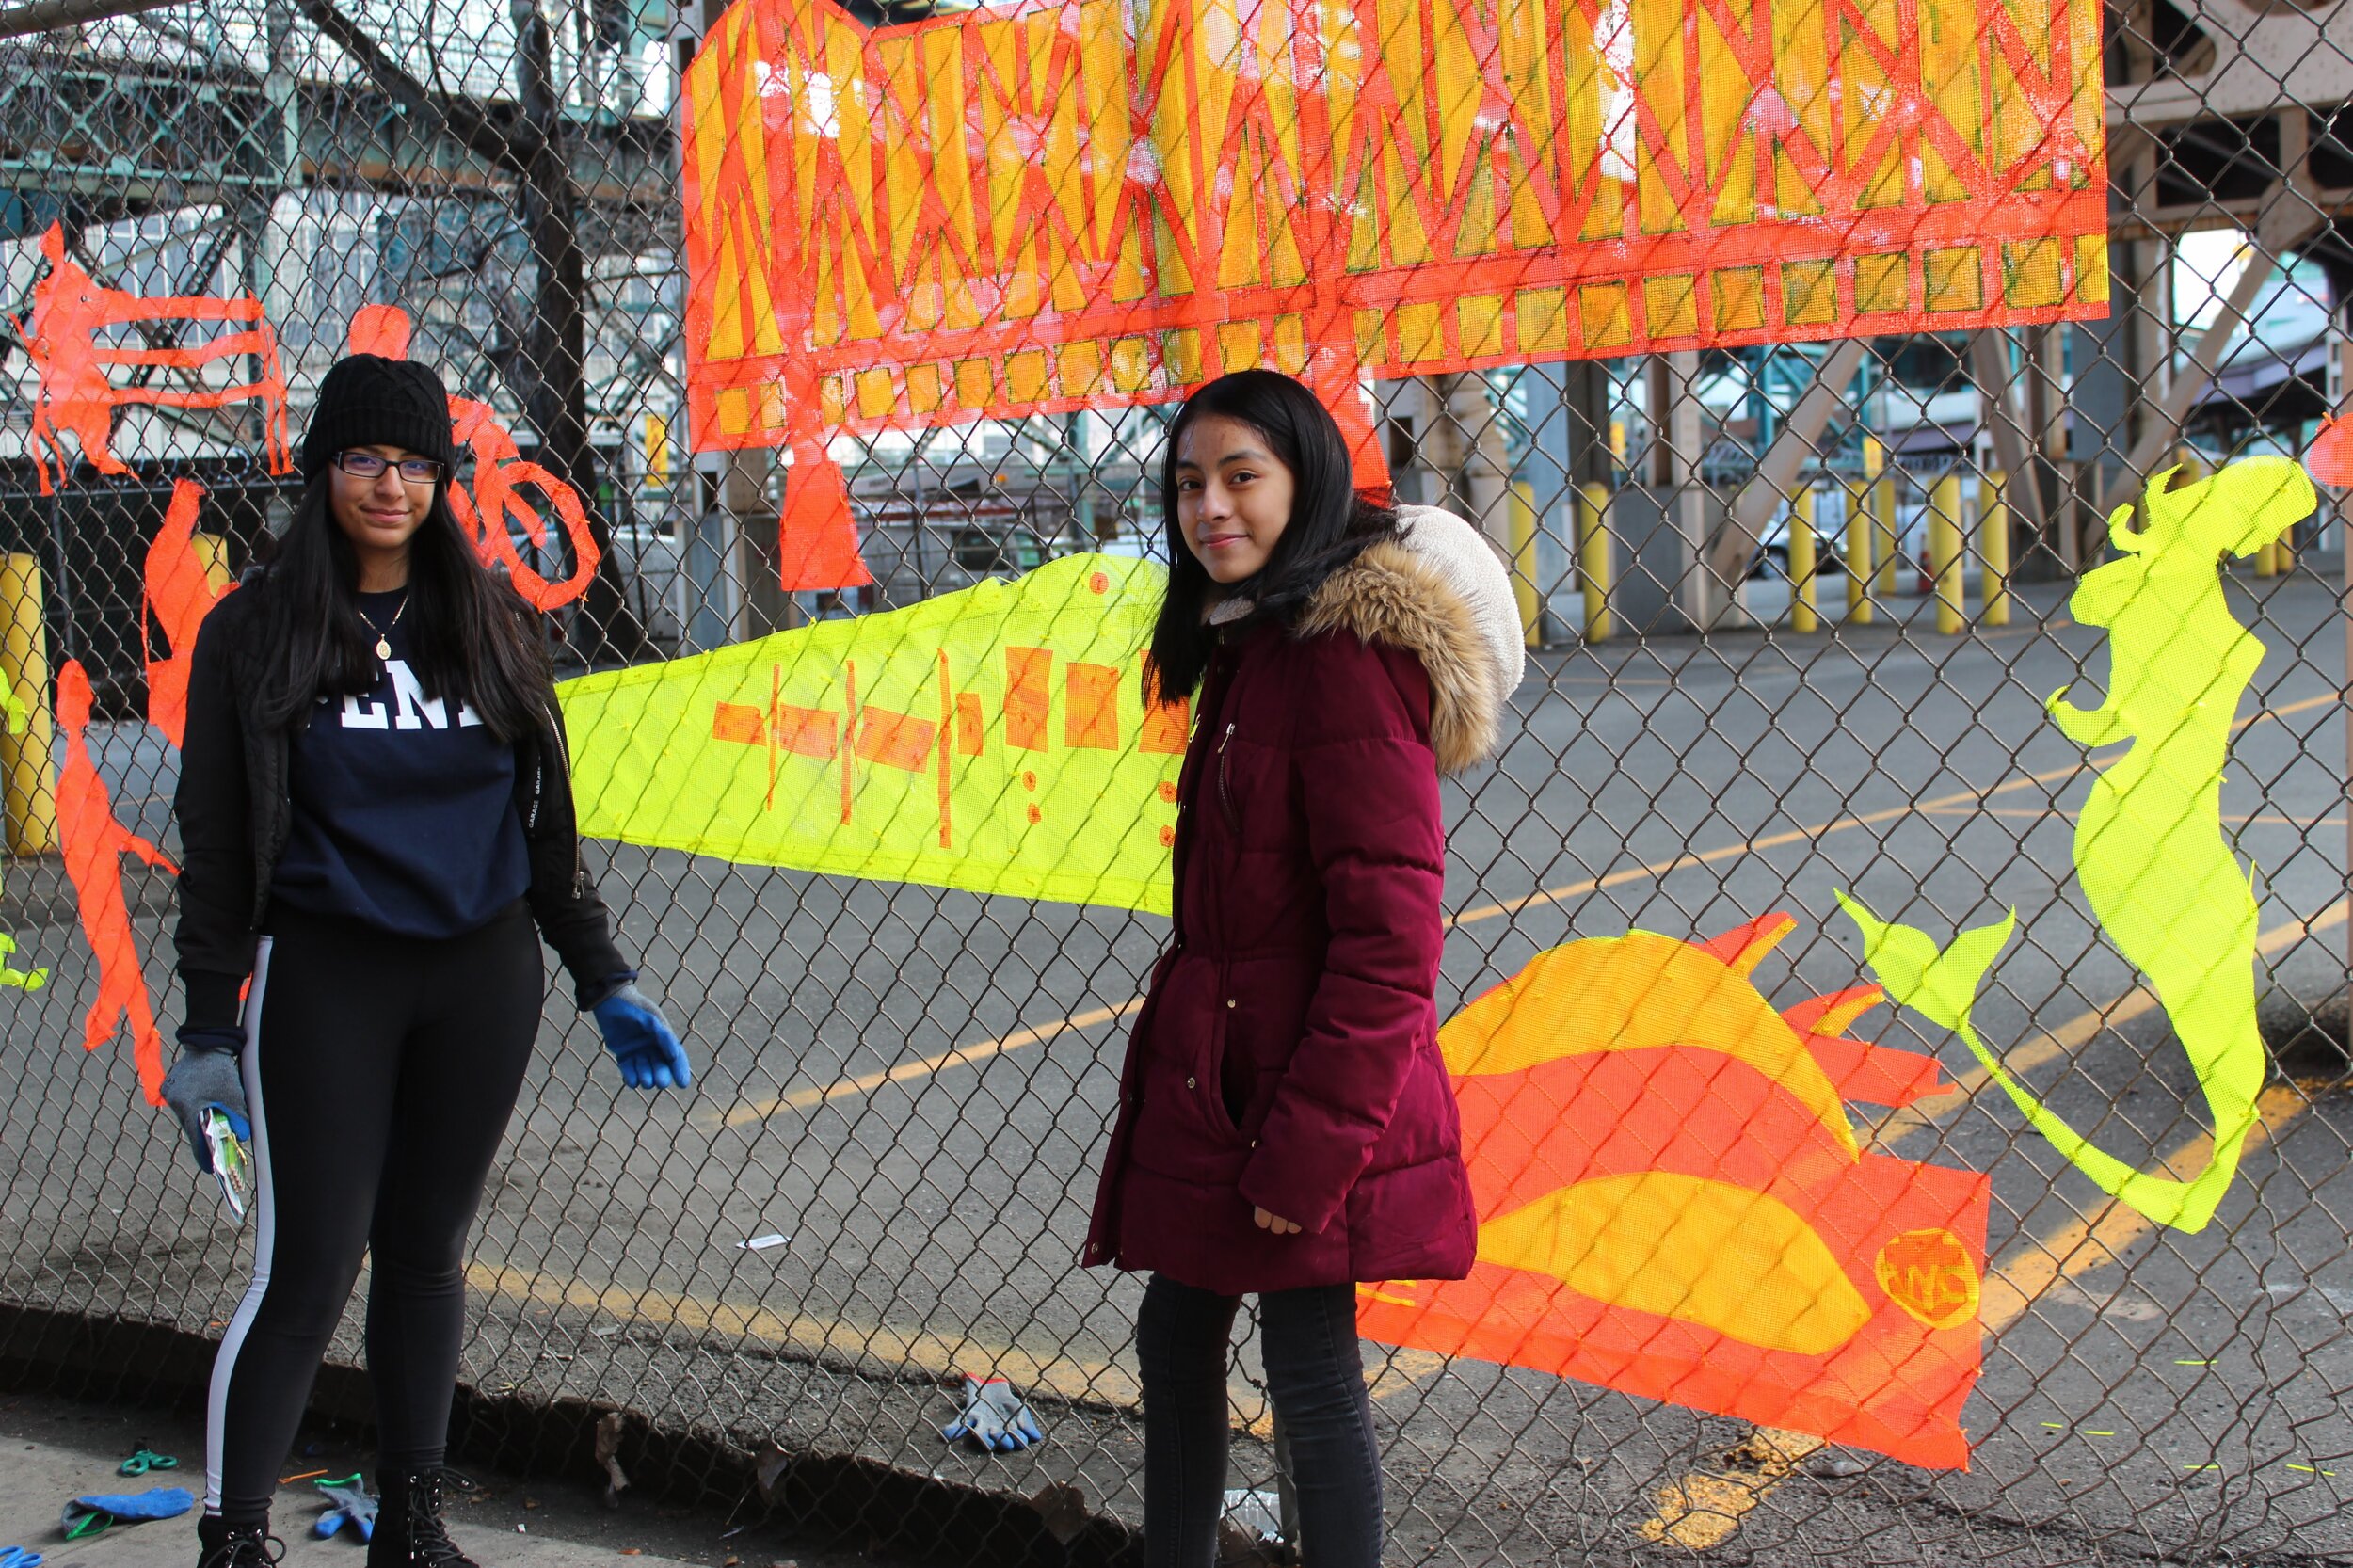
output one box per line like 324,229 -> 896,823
334,450 -> 444,485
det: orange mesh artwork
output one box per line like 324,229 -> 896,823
680,0 -> 2108,587
1355,914 -> 1990,1470
55,660 -> 178,1106
19,224 -> 291,493
2309,412 -> 2353,488
142,479 -> 236,748
344,309 -> 602,611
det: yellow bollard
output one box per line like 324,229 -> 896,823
1929,472 -> 1964,634
1577,481 -> 1613,643
1507,482 -> 1541,648
1788,487 -> 1818,632
1866,439 -> 1897,600
2254,532 -> 2280,578
1842,474 -> 1874,625
0,552 -> 59,856
1980,471 -> 2012,628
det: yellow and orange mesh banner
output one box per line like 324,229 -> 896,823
1357,914 -> 1991,1470
681,0 -> 2107,580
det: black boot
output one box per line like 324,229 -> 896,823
368,1468 -> 480,1568
196,1514 -> 282,1568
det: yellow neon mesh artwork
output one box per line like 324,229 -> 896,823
0,932 -> 46,992
559,555 -> 1185,912
1841,456 -> 2317,1235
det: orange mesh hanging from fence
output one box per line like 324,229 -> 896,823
680,0 -> 2109,586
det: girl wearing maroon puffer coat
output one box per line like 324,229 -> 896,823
1085,371 -> 1524,1566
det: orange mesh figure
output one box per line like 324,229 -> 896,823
2309,412 -> 2353,488
143,479 -> 236,748
344,309 -> 601,611
55,659 -> 177,1106
20,224 -> 290,493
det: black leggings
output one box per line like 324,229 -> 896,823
1137,1273 -> 1384,1568
204,904 -> 541,1523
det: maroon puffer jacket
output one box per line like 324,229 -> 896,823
1083,507 -> 1522,1294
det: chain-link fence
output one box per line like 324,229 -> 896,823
2,0 -> 2351,1562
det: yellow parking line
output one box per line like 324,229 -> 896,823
466,1260 -> 1142,1407
715,998 -> 1144,1130
1638,1082 -> 2317,1550
1926,805 -> 2345,829
1976,1082 -> 2313,1332
1453,691 -> 2333,931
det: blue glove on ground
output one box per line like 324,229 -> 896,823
591,984 -> 691,1090
940,1375 -> 1045,1453
158,1048 -> 248,1174
313,1476 -> 377,1542
59,1486 -> 194,1538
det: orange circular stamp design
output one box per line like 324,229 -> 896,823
1874,1227 -> 1979,1331
1089,571 -> 1110,594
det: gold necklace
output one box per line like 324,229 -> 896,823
354,594 -> 408,661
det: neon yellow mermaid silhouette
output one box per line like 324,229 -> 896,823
1843,456 -> 2316,1234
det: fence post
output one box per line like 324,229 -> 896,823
1507,481 -> 1541,648
1843,472 -> 1874,624
1980,472 -> 2012,628
1789,485 -> 1818,632
1577,481 -> 1613,644
1929,472 -> 1964,634
0,552 -> 58,857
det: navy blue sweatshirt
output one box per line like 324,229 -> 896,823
269,591 -> 532,937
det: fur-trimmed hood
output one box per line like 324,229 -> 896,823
1295,504 -> 1525,775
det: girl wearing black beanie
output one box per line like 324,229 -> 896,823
160,353 -> 692,1568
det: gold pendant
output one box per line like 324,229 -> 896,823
375,637 -> 392,660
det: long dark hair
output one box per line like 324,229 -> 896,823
1143,370 -> 1400,704
248,474 -> 551,740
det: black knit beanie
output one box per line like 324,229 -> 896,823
299,354 -> 456,484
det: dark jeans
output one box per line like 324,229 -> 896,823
1137,1273 -> 1384,1568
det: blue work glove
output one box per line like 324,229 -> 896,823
59,1486 -> 194,1538
591,984 -> 691,1090
158,1044 -> 248,1174
940,1376 -> 1045,1453
312,1477 -> 377,1542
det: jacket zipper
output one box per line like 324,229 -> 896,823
1215,722 -> 1238,829
541,699 -> 586,898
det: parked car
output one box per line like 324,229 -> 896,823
1748,513 -> 1849,580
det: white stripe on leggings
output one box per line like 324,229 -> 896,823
204,936 -> 276,1517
